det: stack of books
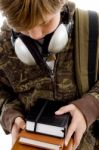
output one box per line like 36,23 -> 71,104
12,99 -> 72,150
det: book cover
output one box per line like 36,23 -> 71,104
18,130 -> 65,150
26,98 -> 71,138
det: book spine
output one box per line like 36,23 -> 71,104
34,100 -> 48,131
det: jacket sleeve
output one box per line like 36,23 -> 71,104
0,74 -> 25,134
72,93 -> 99,128
0,22 -> 25,134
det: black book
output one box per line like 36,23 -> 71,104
26,99 -> 71,138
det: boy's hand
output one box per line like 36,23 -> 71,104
11,117 -> 26,146
55,104 -> 87,150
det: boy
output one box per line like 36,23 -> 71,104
0,0 -> 99,149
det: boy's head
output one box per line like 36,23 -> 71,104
0,0 -> 67,32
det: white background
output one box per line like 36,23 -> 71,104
0,1 -> 99,150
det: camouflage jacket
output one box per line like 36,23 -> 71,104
0,7 -> 99,134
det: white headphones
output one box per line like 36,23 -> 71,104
11,21 -> 73,66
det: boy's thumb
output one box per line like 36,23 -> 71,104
15,117 -> 26,129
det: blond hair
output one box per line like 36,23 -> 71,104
0,0 -> 67,32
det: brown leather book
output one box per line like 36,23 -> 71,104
12,140 -> 73,150
12,141 -> 73,150
17,130 -> 65,150
12,138 -> 73,150
12,130 -> 73,150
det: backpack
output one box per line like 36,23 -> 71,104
74,8 -> 99,95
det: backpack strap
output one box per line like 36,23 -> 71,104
88,11 -> 98,88
74,8 -> 99,95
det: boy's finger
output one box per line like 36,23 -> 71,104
55,104 -> 75,115
15,117 -> 26,129
65,119 -> 76,146
65,138 -> 74,150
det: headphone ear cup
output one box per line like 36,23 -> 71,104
48,24 -> 68,53
14,37 -> 35,65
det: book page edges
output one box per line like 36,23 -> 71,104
18,130 -> 64,146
